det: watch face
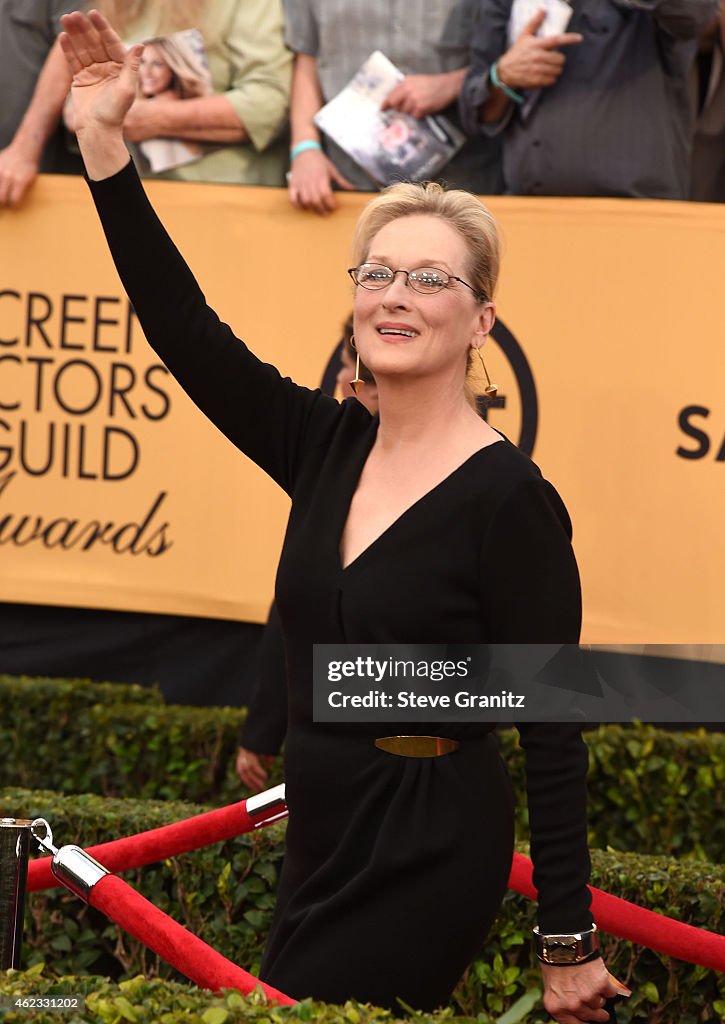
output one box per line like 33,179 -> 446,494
547,939 -> 579,963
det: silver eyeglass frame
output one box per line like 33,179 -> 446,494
348,263 -> 487,303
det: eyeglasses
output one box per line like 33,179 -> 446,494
348,263 -> 487,302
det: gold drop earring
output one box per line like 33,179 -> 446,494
349,336 -> 364,395
475,345 -> 498,398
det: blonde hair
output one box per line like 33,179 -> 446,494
351,181 -> 500,304
94,0 -> 207,37
143,35 -> 212,99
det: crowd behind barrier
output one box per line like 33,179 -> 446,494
0,0 -> 724,207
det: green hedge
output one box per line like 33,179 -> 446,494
0,675 -> 162,791
499,725 -> 725,862
0,674 -> 161,712
3,787 -> 723,1024
3,965 -> 490,1024
2,674 -> 723,860
0,696 -> 251,803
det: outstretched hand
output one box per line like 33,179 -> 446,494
59,10 -> 143,135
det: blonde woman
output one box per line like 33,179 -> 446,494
133,31 -> 212,173
60,12 -> 623,1022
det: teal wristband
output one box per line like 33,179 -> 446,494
290,140 -> 322,161
490,61 -> 524,105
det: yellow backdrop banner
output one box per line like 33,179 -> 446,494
0,176 -> 722,643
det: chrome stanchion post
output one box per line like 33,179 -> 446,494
0,818 -> 32,970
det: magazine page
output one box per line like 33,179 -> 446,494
134,28 -> 214,174
313,51 -> 465,186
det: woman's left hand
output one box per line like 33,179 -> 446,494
540,958 -> 628,1023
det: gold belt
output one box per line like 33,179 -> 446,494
374,735 -> 459,758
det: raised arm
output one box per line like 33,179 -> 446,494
58,10 -> 338,494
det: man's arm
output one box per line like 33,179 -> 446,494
289,51 -> 324,153
459,2 -> 581,133
459,0 -> 514,134
491,10 -> 582,118
0,39 -> 72,207
382,67 -> 468,119
122,94 -> 248,145
287,52 -> 355,215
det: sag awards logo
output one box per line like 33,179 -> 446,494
0,288 -> 174,556
321,317 -> 539,455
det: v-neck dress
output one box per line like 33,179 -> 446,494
88,162 -> 594,1012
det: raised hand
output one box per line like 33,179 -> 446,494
497,9 -> 583,91
58,10 -> 144,179
59,10 -> 143,135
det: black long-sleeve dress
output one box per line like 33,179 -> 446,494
87,161 -> 593,1012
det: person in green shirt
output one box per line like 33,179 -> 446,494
1,0 -> 292,200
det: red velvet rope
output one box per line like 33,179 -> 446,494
27,800 -> 255,892
26,798 -> 725,973
89,873 -> 295,1004
508,852 -> 725,973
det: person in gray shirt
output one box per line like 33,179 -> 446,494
459,0 -> 718,198
284,0 -> 503,214
0,0 -> 81,206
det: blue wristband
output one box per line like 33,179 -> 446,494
490,61 -> 524,105
290,139 -> 322,161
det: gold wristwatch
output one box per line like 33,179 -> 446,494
533,923 -> 600,964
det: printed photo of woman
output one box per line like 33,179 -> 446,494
135,29 -> 213,173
